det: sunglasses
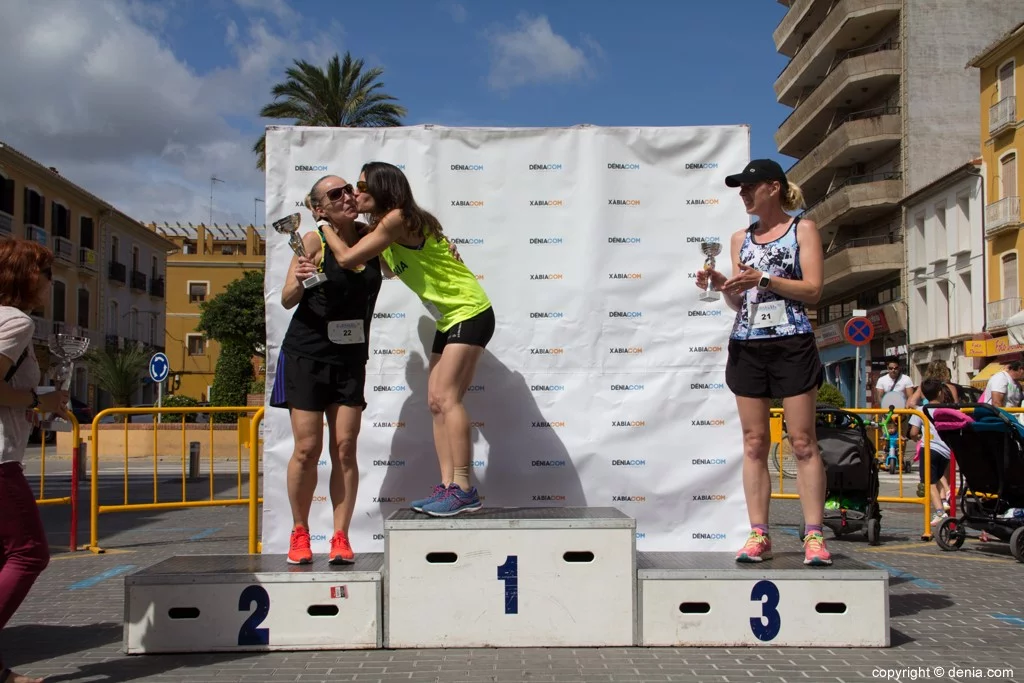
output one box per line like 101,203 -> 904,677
356,181 -> 368,192
324,185 -> 353,203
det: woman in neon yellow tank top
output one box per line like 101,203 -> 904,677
321,161 -> 494,517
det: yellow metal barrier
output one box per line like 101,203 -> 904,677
248,407 -> 265,554
770,407 -> 934,540
88,406 -> 262,554
34,413 -> 80,508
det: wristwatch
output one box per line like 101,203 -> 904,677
757,272 -> 771,291
28,389 -> 39,410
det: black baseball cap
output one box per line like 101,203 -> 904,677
725,159 -> 789,191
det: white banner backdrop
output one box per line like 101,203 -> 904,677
262,124 -> 751,555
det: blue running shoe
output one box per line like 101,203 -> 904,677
410,483 -> 446,512
421,484 -> 482,517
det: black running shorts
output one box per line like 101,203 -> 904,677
432,306 -> 496,355
725,333 -> 824,400
269,350 -> 367,412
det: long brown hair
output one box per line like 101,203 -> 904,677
0,239 -> 53,310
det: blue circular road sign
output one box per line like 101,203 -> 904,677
149,352 -> 170,383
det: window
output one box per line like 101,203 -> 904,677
956,191 -> 971,254
998,60 -> 1014,100
915,285 -> 929,341
958,270 -> 973,337
912,213 -> 925,269
108,301 -> 119,336
187,334 -> 206,356
77,288 -> 90,329
189,282 -> 208,303
23,188 -> 44,227
130,308 -> 139,340
151,255 -> 158,279
149,316 -> 157,346
51,202 -> 70,239
935,280 -> 950,339
52,280 -> 66,324
111,235 -> 120,263
132,246 -> 140,272
932,202 -> 947,262
80,216 -> 94,250
1001,153 -> 1017,201
0,173 -> 13,215
1003,252 -> 1019,300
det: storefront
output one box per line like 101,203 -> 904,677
964,335 -> 1024,389
814,304 -> 908,408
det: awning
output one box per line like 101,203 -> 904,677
1008,310 -> 1024,347
971,361 -> 1005,388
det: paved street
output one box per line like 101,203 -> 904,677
4,459 -> 1023,683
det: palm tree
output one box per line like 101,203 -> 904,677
253,52 -> 408,170
86,344 -> 150,420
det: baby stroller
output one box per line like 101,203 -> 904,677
802,407 -> 882,545
923,403 -> 1024,562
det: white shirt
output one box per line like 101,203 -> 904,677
907,412 -> 952,460
876,373 -> 913,394
983,370 -> 1022,408
0,306 -> 41,464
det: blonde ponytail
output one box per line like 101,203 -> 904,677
782,181 -> 805,212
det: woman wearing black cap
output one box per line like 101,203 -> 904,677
695,158 -> 832,567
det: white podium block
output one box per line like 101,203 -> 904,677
637,552 -> 890,647
384,507 -> 636,648
124,554 -> 383,653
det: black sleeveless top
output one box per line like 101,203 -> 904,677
282,226 -> 383,365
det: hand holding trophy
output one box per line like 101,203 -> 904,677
697,240 -> 723,302
39,328 -> 90,430
273,213 -> 327,288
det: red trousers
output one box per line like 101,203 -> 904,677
0,462 -> 49,671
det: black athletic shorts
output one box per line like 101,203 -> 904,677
269,350 -> 367,412
432,306 -> 495,355
725,333 -> 824,400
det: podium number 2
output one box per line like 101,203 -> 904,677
497,555 -> 518,614
750,580 -> 781,641
238,585 -> 270,646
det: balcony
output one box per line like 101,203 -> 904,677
985,196 -> 1022,238
0,212 -> 11,236
776,0 -> 901,107
53,235 -> 74,263
774,0 -> 830,58
108,261 -> 126,284
788,107 -> 901,198
79,247 -> 98,272
987,297 -> 1022,331
26,225 -> 46,247
149,276 -> 165,298
803,171 -> 903,230
821,234 -> 903,300
777,45 -> 901,157
130,270 -> 147,292
990,96 -> 1016,138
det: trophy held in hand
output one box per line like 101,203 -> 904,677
698,241 -> 722,302
39,330 -> 90,432
273,212 -> 327,288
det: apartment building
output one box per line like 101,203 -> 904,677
773,0 -> 1020,406
903,160 -> 985,385
149,222 -> 266,402
967,21 -> 1024,383
0,141 -> 173,407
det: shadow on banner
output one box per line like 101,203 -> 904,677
377,315 -> 587,518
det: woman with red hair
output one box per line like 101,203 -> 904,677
0,239 -> 69,683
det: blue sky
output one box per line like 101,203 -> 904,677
0,0 -> 794,225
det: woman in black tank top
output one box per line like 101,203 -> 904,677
270,175 -> 382,567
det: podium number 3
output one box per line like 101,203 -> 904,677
497,555 -> 518,614
750,580 -> 781,641
238,585 -> 270,646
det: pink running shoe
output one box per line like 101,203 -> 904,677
735,530 -> 772,562
803,531 -> 833,566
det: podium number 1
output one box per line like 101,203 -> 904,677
497,555 -> 518,614
750,580 -> 781,641
238,585 -> 270,646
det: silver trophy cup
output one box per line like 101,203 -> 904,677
273,212 -> 327,288
698,241 -> 723,302
40,331 -> 90,430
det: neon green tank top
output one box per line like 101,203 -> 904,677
381,235 -> 491,332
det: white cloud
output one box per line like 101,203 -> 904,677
487,15 -> 598,91
442,2 -> 467,23
0,0 -> 343,226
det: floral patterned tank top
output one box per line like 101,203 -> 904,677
729,218 -> 814,341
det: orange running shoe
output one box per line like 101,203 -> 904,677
287,525 -> 313,565
803,531 -> 833,566
735,529 -> 772,562
329,530 -> 355,564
